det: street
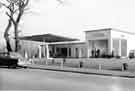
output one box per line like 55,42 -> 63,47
0,68 -> 135,91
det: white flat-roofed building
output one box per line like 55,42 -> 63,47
85,28 -> 135,57
1,28 -> 135,59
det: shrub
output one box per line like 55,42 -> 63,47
129,52 -> 135,59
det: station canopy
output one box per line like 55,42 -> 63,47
19,33 -> 79,43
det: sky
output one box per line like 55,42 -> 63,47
1,0 -> 135,41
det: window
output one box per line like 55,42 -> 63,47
69,48 -> 71,57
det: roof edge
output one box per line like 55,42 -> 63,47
84,28 -> 135,35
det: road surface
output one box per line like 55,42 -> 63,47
0,68 -> 135,91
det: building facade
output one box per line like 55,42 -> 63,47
86,28 -> 135,58
19,28 -> 135,59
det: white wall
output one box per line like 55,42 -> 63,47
127,35 -> 135,55
85,30 -> 110,41
111,29 -> 135,56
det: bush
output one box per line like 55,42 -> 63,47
129,52 -> 135,59
128,50 -> 135,59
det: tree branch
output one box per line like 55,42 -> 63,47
6,12 -> 16,25
4,19 -> 11,38
16,10 -> 23,23
0,2 -> 9,9
24,0 -> 29,8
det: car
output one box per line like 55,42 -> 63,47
0,55 -> 18,68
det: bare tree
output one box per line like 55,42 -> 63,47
0,0 -> 66,54
0,0 -> 29,53
4,18 -> 12,53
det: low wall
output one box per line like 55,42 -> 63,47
30,58 -> 135,71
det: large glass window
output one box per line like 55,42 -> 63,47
113,39 -> 120,56
121,39 -> 127,56
69,48 -> 71,57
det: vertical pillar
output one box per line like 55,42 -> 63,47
87,40 -> 90,58
108,37 -> 112,55
24,51 -> 28,59
119,39 -> 121,56
67,48 -> 69,58
79,48 -> 82,58
70,48 -> 73,58
46,44 -> 50,59
38,45 -> 42,58
54,46 -> 57,56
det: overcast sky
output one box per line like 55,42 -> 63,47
0,0 -> 135,41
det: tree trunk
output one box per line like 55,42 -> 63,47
4,19 -> 12,53
14,24 -> 20,52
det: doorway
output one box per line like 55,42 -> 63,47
61,48 -> 67,57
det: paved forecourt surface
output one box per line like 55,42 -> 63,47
0,68 -> 135,91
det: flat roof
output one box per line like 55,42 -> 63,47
85,28 -> 135,35
20,33 -> 79,42
48,41 -> 85,45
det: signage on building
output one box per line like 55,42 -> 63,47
91,33 -> 106,37
86,31 -> 109,40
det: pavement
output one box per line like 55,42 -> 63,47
23,63 -> 135,78
1,68 -> 135,90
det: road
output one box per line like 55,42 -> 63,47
0,68 -> 135,91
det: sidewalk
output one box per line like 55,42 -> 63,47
23,63 -> 135,78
